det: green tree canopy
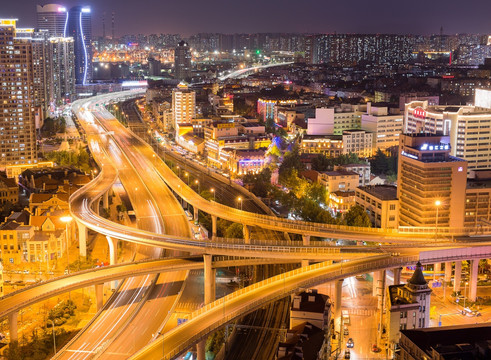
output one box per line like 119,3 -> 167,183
344,205 -> 371,227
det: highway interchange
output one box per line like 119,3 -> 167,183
2,87 -> 491,359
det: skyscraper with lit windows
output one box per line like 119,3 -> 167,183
174,40 -> 192,82
36,4 -> 67,37
0,19 -> 37,166
65,6 -> 92,85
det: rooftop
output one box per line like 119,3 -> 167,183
357,185 -> 398,201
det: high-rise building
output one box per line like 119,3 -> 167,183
65,6 -> 92,85
405,101 -> 491,171
172,83 -> 195,130
48,37 -> 75,105
397,133 -> 467,228
0,19 -> 37,166
36,4 -> 67,37
15,28 -> 50,125
174,40 -> 191,82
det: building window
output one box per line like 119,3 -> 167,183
390,204 -> 396,210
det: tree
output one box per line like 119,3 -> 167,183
278,146 -> 304,185
225,223 -> 243,239
344,205 -> 371,227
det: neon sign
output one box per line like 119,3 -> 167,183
413,108 -> 427,119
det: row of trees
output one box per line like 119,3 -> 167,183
44,147 -> 91,173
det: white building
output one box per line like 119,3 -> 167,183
307,104 -> 365,136
172,83 -> 195,130
404,100 -> 491,170
362,104 -> 403,151
342,129 -> 374,158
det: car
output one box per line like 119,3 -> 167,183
372,344 -> 381,352
23,270 -> 29,274
344,349 -> 350,359
343,326 -> 349,336
346,338 -> 354,348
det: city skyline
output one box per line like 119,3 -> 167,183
2,0 -> 491,37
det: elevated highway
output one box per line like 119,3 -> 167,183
130,246 -> 491,360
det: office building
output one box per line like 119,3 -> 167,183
36,4 -> 67,37
398,324 -> 491,360
65,6 -> 92,85
342,129 -> 374,158
257,97 -> 297,122
386,262 -> 432,357
306,105 -> 365,136
0,19 -> 38,166
362,104 -> 403,151
174,40 -> 191,82
355,185 -> 399,229
318,170 -> 359,194
397,133 -> 467,228
405,100 -> 491,170
172,83 -> 196,129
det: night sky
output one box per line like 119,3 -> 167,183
3,0 -> 491,37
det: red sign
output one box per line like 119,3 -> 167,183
413,108 -> 426,119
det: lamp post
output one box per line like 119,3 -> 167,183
60,216 -> 72,274
176,165 -> 181,178
463,281 -> 469,311
237,197 -> 242,210
47,319 -> 56,354
210,188 -> 215,201
435,200 -> 441,234
184,172 -> 189,185
195,179 -> 200,194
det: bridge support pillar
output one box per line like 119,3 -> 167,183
95,197 -> 100,215
301,259 -> 309,268
302,235 -> 310,246
469,259 -> 479,302
393,267 -> 401,285
196,340 -> 206,360
203,254 -> 216,304
95,284 -> 104,311
8,311 -> 18,342
433,262 -> 441,280
107,236 -> 119,289
377,270 -> 386,310
77,221 -> 87,257
107,236 -> 118,266
103,191 -> 109,209
194,207 -> 199,222
334,279 -> 343,337
243,224 -> 250,244
372,271 -> 382,297
211,215 -> 217,239
454,261 -> 462,293
444,262 -> 452,284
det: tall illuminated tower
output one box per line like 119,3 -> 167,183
65,6 -> 92,85
0,19 -> 37,166
36,4 -> 67,37
174,40 -> 192,82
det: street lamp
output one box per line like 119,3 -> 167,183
210,188 -> 215,201
60,216 -> 72,274
184,172 -> 189,185
435,200 -> 441,234
237,197 -> 242,210
47,319 -> 56,354
194,179 -> 200,194
176,165 -> 181,178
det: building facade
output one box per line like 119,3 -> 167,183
397,133 -> 467,228
174,40 -> 191,82
36,4 -> 67,37
66,6 -> 92,85
405,100 -> 491,171
0,19 -> 38,166
172,83 -> 196,129
342,129 -> 374,158
362,105 -> 403,151
355,185 -> 399,229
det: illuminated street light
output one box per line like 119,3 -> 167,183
194,179 -> 200,193
210,188 -> 215,201
237,197 -> 242,210
60,216 -> 73,274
